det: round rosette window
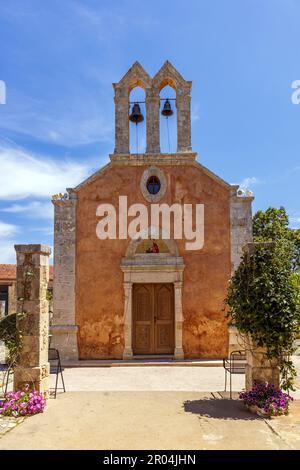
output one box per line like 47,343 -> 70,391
146,175 -> 161,195
140,167 -> 167,202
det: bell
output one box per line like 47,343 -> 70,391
161,99 -> 173,117
129,103 -> 144,123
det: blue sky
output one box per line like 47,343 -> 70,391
0,0 -> 299,263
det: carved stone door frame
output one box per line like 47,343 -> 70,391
121,254 -> 185,360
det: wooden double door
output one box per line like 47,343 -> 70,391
132,283 -> 175,355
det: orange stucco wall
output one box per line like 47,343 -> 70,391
75,163 -> 231,359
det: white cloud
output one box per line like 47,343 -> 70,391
0,240 -> 17,263
238,177 -> 260,191
289,215 -> 300,229
0,142 -> 94,199
0,221 -> 18,263
0,90 -> 114,147
191,103 -> 200,122
1,201 -> 54,219
0,221 -> 18,237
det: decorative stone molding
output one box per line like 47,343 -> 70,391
110,152 -> 197,166
123,282 -> 133,359
125,236 -> 179,257
174,281 -> 184,359
14,244 -> 51,397
140,166 -> 167,202
121,251 -> 185,359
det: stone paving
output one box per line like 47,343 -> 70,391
1,391 -> 300,450
0,416 -> 24,438
0,355 -> 299,449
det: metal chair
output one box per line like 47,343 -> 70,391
223,350 -> 246,399
48,348 -> 66,398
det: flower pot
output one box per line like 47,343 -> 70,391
245,404 -> 271,418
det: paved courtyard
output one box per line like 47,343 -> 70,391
1,391 -> 300,450
0,358 -> 300,450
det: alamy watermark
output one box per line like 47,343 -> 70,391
0,80 -> 6,104
291,80 -> 300,104
96,196 -> 204,251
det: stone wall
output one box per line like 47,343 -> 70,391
74,158 -> 231,359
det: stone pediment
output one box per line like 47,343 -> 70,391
113,61 -> 152,92
152,60 -> 192,93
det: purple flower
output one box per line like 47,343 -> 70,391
239,381 -> 292,417
0,389 -> 46,417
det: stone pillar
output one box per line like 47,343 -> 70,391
174,281 -> 184,359
146,90 -> 160,153
51,190 -> 78,361
113,86 -> 129,154
13,244 -> 51,397
177,91 -> 192,152
123,282 -> 133,359
245,337 -> 280,391
230,186 -> 254,274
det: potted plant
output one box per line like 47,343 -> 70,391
239,381 -> 293,418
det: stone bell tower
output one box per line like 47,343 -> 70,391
113,60 -> 192,155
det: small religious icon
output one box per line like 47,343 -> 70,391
146,239 -> 160,253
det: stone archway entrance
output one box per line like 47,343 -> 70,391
121,236 -> 185,360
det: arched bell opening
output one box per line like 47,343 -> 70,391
159,85 -> 177,153
129,86 -> 146,154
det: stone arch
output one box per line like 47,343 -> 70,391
113,61 -> 152,93
152,61 -> 192,153
129,85 -> 146,153
152,61 -> 191,94
159,84 -> 177,153
124,227 -> 180,257
113,62 -> 152,154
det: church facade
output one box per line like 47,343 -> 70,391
51,61 -> 253,361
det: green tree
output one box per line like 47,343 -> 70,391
225,243 -> 300,390
253,207 -> 300,271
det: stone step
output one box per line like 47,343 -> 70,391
61,358 -> 224,368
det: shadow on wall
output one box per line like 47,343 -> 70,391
183,399 -> 261,421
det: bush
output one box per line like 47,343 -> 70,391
239,382 -> 293,417
0,390 -> 46,417
0,313 -> 19,361
225,243 -> 300,390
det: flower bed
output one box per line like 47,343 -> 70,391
0,390 -> 46,417
239,381 -> 293,418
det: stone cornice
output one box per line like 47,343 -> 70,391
121,255 -> 185,272
231,195 -> 255,203
110,152 -> 197,166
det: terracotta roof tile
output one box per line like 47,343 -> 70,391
0,264 -> 53,281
